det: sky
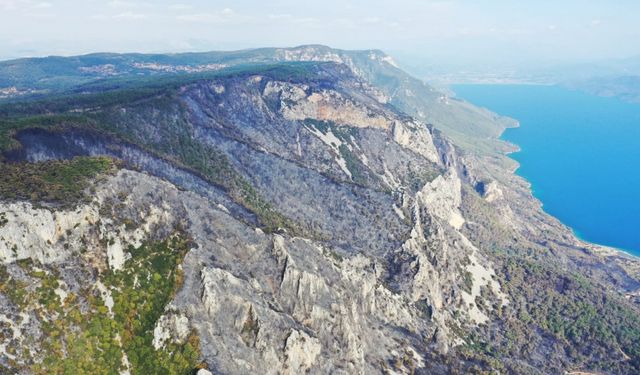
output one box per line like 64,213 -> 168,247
1,0 -> 639,68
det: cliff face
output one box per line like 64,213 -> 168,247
1,47 -> 639,374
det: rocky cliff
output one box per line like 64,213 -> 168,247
0,46 -> 639,374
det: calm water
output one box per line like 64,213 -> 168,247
453,84 -> 640,255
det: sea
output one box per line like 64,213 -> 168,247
453,84 -> 640,256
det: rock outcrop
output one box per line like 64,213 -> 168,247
1,46 -> 639,375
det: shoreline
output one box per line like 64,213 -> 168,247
486,90 -> 640,260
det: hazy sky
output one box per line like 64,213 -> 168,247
1,0 -> 639,66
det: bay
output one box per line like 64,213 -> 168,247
453,84 -> 640,255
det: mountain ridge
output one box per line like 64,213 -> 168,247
0,46 -> 639,374
0,45 -> 517,159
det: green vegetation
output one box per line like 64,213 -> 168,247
354,52 -> 516,160
458,185 -> 640,373
304,118 -> 357,140
0,114 -> 291,234
102,234 -> 199,374
391,348 -> 418,374
0,156 -> 116,207
461,269 -> 474,294
304,118 -> 334,134
0,264 -> 29,308
304,118 -> 440,192
504,257 -> 640,364
0,62 -> 326,118
0,114 -> 91,153
0,65 -> 304,233
460,255 -> 640,373
3,234 -> 200,374
96,95 -> 301,234
164,136 -> 294,233
338,144 -> 368,185
406,168 -> 440,192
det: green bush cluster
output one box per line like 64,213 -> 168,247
461,255 -> 640,373
3,235 -> 199,375
0,156 -> 115,207
0,64 -> 323,235
0,265 -> 28,308
504,258 -> 640,361
0,62 -> 323,118
103,235 -> 199,375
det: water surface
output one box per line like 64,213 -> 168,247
453,84 -> 640,255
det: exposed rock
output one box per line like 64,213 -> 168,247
417,169 -> 465,230
0,202 -> 98,264
1,47 -> 639,375
478,180 -> 504,203
152,312 -> 191,350
283,329 -> 321,374
392,120 -> 441,164
264,81 -> 391,129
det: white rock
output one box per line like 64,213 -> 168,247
483,181 -> 504,202
417,170 -> 465,230
152,313 -> 190,349
392,120 -> 441,164
283,329 -> 321,374
304,123 -> 352,179
0,201 -> 98,264
264,81 -> 391,129
95,280 -> 114,316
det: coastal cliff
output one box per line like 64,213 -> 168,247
0,46 -> 639,374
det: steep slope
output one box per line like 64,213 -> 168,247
0,45 -> 516,160
0,62 -> 504,374
270,45 -> 518,159
0,52 -> 639,374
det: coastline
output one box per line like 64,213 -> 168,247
494,102 -> 640,260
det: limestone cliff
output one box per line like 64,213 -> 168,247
0,47 -> 639,375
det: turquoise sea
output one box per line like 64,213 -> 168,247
453,84 -> 640,255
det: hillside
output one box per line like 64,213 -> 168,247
0,46 -> 639,374
0,45 -> 517,160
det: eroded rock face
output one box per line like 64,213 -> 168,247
0,202 -> 98,264
0,156 -> 494,374
3,53 -> 639,375
264,81 -> 392,129
417,170 -> 465,230
283,329 -> 321,374
0,179 -> 176,269
152,312 -> 190,350
188,225 -> 428,374
0,62 -> 507,373
392,120 -> 441,164
481,181 -> 504,203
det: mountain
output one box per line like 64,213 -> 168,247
0,46 -> 639,374
0,45 -> 517,159
514,55 -> 640,104
566,75 -> 640,103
